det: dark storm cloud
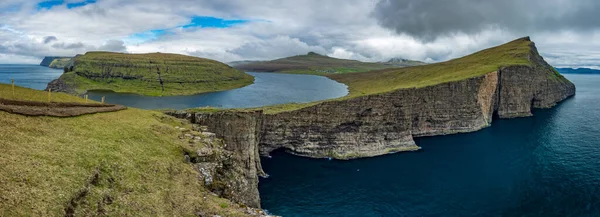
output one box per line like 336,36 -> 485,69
43,36 -> 57,44
373,0 -> 600,40
98,40 -> 127,52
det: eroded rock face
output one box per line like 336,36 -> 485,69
193,111 -> 266,208
260,72 -> 501,159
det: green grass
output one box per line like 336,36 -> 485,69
234,52 -> 404,74
0,84 -> 251,216
62,52 -> 254,96
48,57 -> 72,69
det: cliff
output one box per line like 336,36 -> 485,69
0,85 -> 274,216
166,37 -> 575,207
40,56 -> 72,68
46,52 -> 254,96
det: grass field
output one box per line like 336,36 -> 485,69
61,52 -> 254,96
0,84 -> 251,216
234,52 -> 421,75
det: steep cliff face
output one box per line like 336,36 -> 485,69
259,72 -> 500,158
192,111 -> 266,208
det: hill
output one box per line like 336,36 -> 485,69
0,84 -> 268,216
556,67 -> 600,74
380,57 -> 426,67
233,52 -> 420,75
47,52 -> 254,96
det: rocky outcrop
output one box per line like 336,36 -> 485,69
45,78 -> 77,95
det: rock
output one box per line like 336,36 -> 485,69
195,163 -> 218,186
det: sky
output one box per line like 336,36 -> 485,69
1,0 -> 599,69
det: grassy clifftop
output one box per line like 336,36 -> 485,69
56,52 -> 254,96
234,52 -> 422,75
329,37 -> 536,97
201,37 -> 561,114
0,85 -> 256,216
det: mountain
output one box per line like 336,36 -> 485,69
381,57 -> 426,67
556,67 -> 600,74
46,52 -> 253,96
233,52 -> 413,75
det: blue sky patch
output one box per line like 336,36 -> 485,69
124,29 -> 167,44
37,0 -> 96,10
183,16 -> 248,29
122,16 -> 250,45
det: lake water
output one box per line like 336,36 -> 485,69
0,65 -> 348,109
87,72 -> 348,109
259,74 -> 600,216
0,64 -> 63,90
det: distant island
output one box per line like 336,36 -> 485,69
40,56 -> 73,69
232,52 -> 425,75
556,67 -> 600,74
45,52 -> 253,96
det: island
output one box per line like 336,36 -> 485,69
232,51 -> 425,75
46,52 -> 254,96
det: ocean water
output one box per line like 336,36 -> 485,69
259,74 -> 600,216
0,64 -> 63,90
86,72 -> 348,109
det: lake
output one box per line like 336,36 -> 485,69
0,65 -> 349,110
87,72 -> 348,109
259,74 -> 600,216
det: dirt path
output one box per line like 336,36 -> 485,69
0,98 -> 127,117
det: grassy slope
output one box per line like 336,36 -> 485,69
234,52 -> 401,75
0,85 -> 249,216
329,37 -> 533,97
48,57 -> 72,69
60,52 -> 254,96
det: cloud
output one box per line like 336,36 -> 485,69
0,0 -> 599,68
372,0 -> 600,41
98,40 -> 127,52
43,36 -> 57,44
